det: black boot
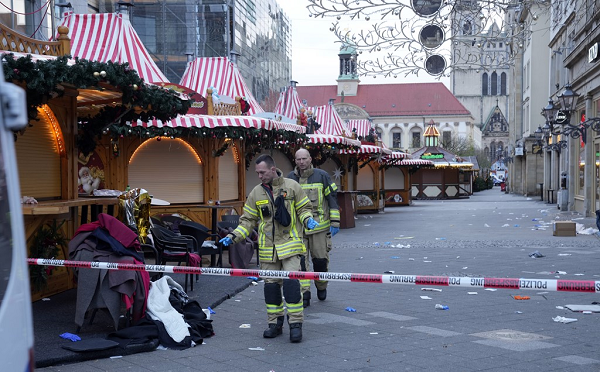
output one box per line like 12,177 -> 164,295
263,316 -> 284,338
289,323 -> 302,343
303,291 -> 311,308
317,288 -> 327,301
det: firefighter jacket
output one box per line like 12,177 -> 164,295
228,169 -> 314,263
287,165 -> 340,235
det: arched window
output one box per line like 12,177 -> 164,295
482,73 -> 489,95
463,20 -> 472,35
491,72 -> 498,96
500,72 -> 507,95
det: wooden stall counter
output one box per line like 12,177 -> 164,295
24,197 -> 119,301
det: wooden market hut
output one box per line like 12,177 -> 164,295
410,121 -> 475,199
0,22 -> 189,299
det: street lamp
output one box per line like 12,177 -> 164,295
557,83 -> 580,117
541,99 -> 560,135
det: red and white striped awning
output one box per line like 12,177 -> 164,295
131,114 -> 305,133
59,12 -> 168,83
384,151 -> 409,159
274,85 -> 303,120
311,104 -> 351,136
346,119 -> 373,138
307,134 -> 361,147
340,144 -> 393,155
398,159 -> 434,165
179,57 -> 264,115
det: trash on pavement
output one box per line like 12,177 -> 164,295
553,316 -> 577,324
239,324 -> 251,328
435,237 -> 446,240
345,307 -> 357,312
248,347 -> 265,351
556,271 -> 567,275
485,224 -> 490,227
384,271 -> 395,274
515,311 -> 523,314
420,296 -> 432,300
391,256 -> 400,259
557,253 -> 572,256
485,288 -> 497,292
207,306 -> 216,314
564,304 -> 600,312
59,333 -> 81,342
502,224 -> 510,227
370,332 -> 379,335
247,276 -> 259,281
529,250 -> 545,258
513,295 -> 530,300
467,292 -> 478,295
421,288 -> 442,292
435,304 -> 449,310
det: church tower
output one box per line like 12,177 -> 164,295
449,0 -> 511,161
336,44 -> 360,97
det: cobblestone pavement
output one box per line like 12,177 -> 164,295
38,189 -> 600,372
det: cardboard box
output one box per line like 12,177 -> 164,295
553,221 -> 576,237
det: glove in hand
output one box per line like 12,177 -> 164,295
306,218 -> 319,230
219,237 -> 233,246
330,226 -> 340,236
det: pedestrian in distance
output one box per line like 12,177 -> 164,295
287,148 -> 340,307
219,154 -> 319,343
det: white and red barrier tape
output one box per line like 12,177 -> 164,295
27,258 -> 600,293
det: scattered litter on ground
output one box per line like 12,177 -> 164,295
364,224 -> 371,227
502,224 -> 510,227
456,256 -> 460,259
556,306 -> 565,310
485,288 -> 497,292
370,332 -> 379,335
42,298 -> 50,301
553,316 -> 577,324
556,271 -> 567,275
421,288 -> 442,292
248,347 -> 265,351
435,304 -> 449,310
345,307 -> 357,312
537,292 -> 549,295
515,311 -> 523,314
529,250 -> 545,258
435,237 -> 446,240
420,296 -> 432,300
207,307 -> 215,314
59,333 -> 81,342
577,225 -> 598,235
423,260 -> 432,263
391,256 -> 400,259
462,267 -> 468,269
356,257 -> 364,260
235,299 -> 241,302
396,244 -> 411,248
484,224 -> 490,227
250,281 -> 258,286
373,242 -> 379,245
384,271 -> 395,274
564,305 -> 600,312
110,356 -> 123,359
247,276 -> 258,281
513,295 -> 530,300
394,237 -> 414,239
409,258 -> 415,261
384,242 -> 391,245
574,273 -> 584,276
468,292 -> 478,295
239,324 -> 251,328
557,253 -> 572,256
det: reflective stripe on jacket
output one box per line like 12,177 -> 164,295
288,165 -> 340,234
229,169 -> 313,262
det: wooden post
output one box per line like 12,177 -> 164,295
57,25 -> 70,56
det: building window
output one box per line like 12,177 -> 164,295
412,132 -> 421,148
442,131 -> 451,148
500,72 -> 507,95
491,71 -> 498,95
463,20 -> 472,35
482,73 -> 488,95
393,132 -> 402,149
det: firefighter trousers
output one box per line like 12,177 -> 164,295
261,254 -> 303,324
300,230 -> 332,294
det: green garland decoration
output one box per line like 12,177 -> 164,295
2,54 -> 192,155
28,219 -> 66,292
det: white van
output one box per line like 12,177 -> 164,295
0,64 -> 35,370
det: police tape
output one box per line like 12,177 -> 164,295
27,258 -> 600,293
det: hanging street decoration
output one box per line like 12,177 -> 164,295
307,0 -> 545,77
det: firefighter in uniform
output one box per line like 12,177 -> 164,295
287,148 -> 340,307
220,154 -> 318,343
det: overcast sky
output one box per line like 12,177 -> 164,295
277,1 -> 449,88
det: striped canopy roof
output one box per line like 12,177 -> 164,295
274,85 -> 303,121
180,57 -> 264,116
307,134 -> 361,147
311,104 -> 351,137
58,12 -> 168,83
131,114 -> 305,133
346,119 -> 373,138
339,144 -> 393,155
